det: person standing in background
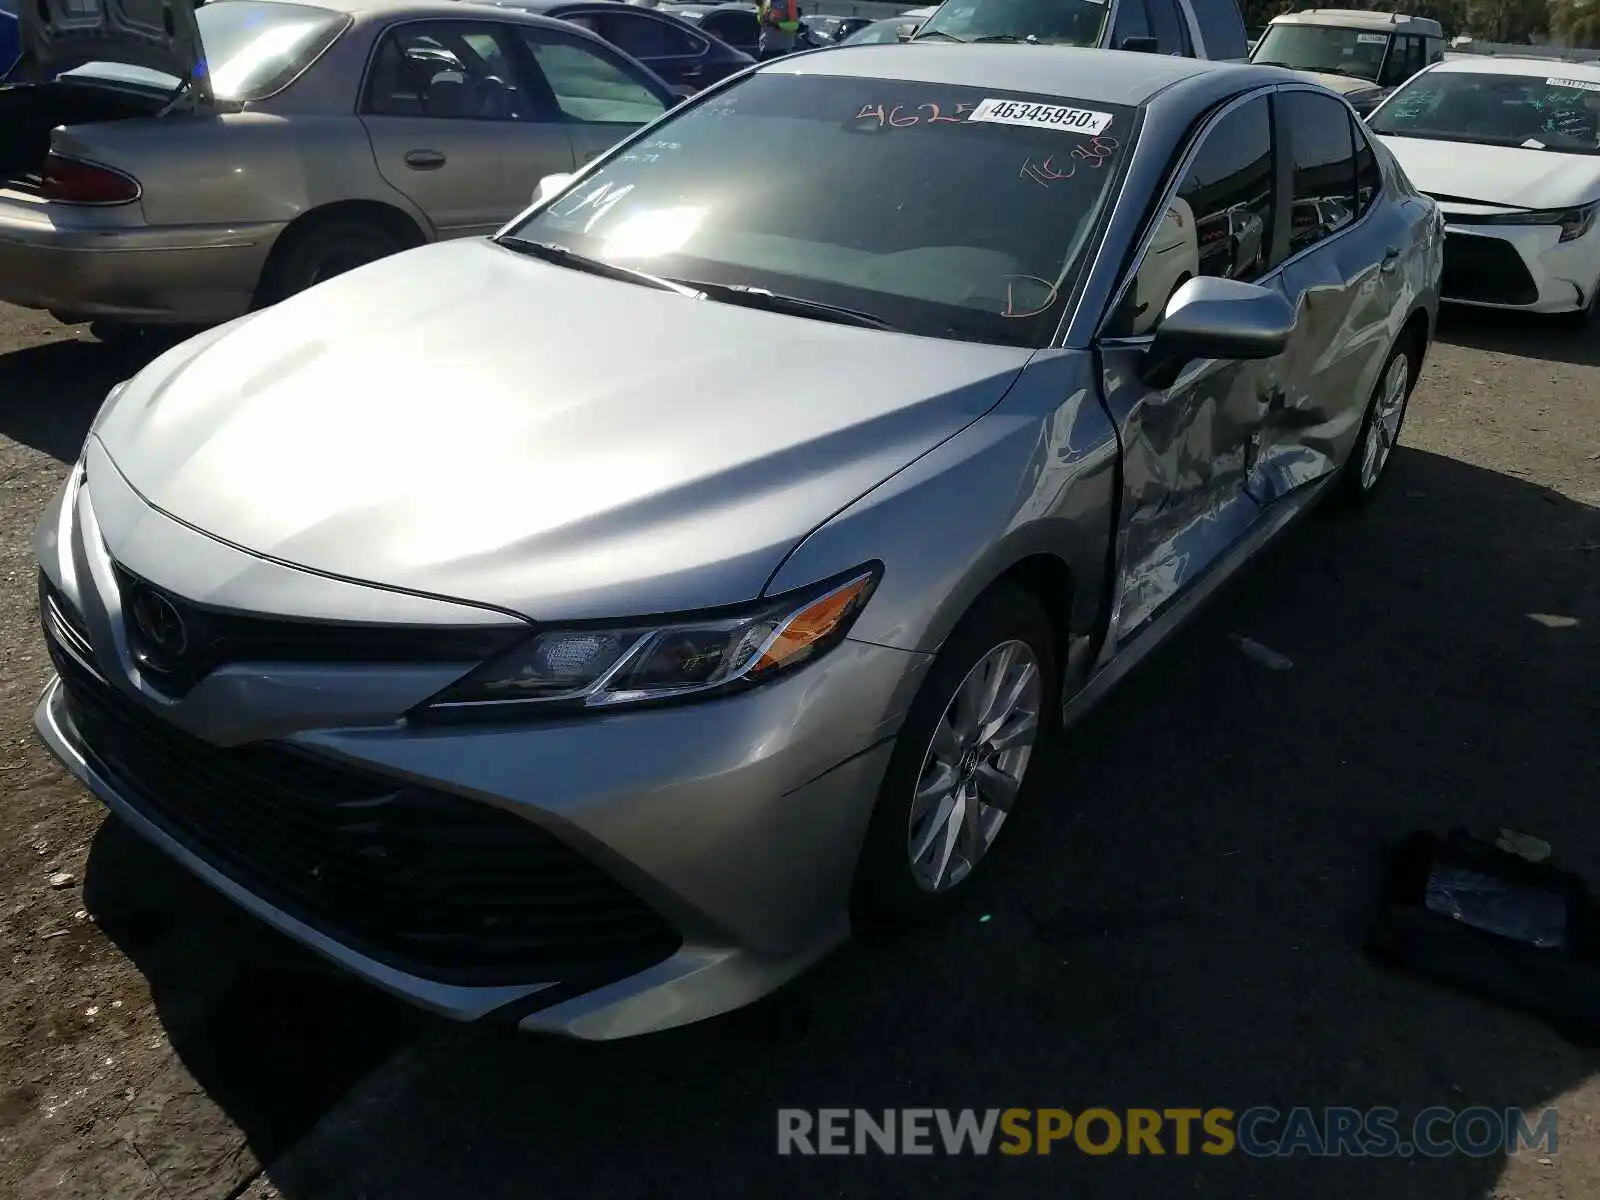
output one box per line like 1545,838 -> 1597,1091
757,0 -> 800,59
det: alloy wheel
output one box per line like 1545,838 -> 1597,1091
906,639 -> 1042,892
1360,352 -> 1410,491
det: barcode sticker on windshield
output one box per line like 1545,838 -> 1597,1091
967,99 -> 1113,135
1357,33 -> 1388,44
1548,76 -> 1600,93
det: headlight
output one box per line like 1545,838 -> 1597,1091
415,564 -> 880,718
1472,202 -> 1598,243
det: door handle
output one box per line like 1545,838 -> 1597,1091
404,149 -> 447,171
1380,247 -> 1401,274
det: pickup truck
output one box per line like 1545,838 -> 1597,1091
910,0 -> 1250,60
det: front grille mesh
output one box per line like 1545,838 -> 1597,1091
40,578 -> 682,988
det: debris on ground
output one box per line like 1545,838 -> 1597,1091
1497,829 -> 1554,865
47,871 -> 75,889
1229,635 -> 1293,670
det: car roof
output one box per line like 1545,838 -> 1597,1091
1267,8 -> 1442,34
270,0 -> 567,18
1423,54 -> 1600,82
769,43 -> 1290,108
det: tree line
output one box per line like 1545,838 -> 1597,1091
1242,0 -> 1600,49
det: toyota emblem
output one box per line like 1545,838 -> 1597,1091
130,587 -> 188,659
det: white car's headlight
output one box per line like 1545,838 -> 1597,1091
416,565 -> 880,718
1473,201 -> 1598,243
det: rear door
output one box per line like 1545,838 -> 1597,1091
360,19 -> 576,238
509,23 -> 674,169
1251,87 -> 1396,504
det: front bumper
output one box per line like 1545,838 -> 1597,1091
33,459 -> 930,1039
0,195 -> 281,323
1439,218 -> 1600,314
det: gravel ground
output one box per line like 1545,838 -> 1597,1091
0,302 -> 1595,1200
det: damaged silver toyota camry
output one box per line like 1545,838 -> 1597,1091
34,45 -> 1441,1039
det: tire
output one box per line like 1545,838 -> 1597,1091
851,583 -> 1059,926
258,218 -> 406,307
1325,336 -> 1417,512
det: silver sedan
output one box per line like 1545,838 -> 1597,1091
0,0 -> 677,325
34,47 -> 1441,1039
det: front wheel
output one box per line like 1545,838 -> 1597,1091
1326,338 -> 1416,511
851,584 -> 1058,925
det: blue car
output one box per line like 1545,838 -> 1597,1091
1,0 -> 20,77
489,0 -> 754,97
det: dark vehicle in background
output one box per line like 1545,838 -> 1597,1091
490,0 -> 753,94
0,0 -> 17,75
910,0 -> 1249,59
808,14 -> 874,42
1249,9 -> 1444,116
838,15 -> 920,44
664,2 -> 827,55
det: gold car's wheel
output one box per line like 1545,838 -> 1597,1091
259,218 -> 410,307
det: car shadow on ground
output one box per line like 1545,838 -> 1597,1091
0,331 -> 186,464
1436,306 -> 1600,369
69,446 -> 1571,1200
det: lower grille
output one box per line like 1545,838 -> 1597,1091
45,630 -> 682,989
1441,233 -> 1540,305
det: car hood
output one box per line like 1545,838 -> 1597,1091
1377,135 -> 1600,210
1294,70 -> 1383,99
8,0 -> 204,92
91,238 -> 1034,621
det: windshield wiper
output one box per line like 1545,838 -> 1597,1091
682,281 -> 900,331
497,238 -> 702,297
971,33 -> 1030,42
914,29 -> 964,40
1253,59 -> 1293,67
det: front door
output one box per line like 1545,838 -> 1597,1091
509,25 -> 675,170
359,19 -> 577,238
1096,93 -> 1285,639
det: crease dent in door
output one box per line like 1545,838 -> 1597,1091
1098,349 -> 1268,640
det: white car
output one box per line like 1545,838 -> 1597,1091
1366,55 -> 1600,325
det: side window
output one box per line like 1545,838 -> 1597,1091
1351,113 -> 1381,216
1111,0 -> 1151,47
1382,35 -> 1424,86
1186,0 -> 1248,58
363,22 -> 527,120
1280,90 -> 1358,254
1146,0 -> 1192,55
704,10 -> 759,47
595,12 -> 706,59
1425,36 -> 1444,64
1118,95 -> 1273,335
517,30 -> 671,125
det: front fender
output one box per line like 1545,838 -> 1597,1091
764,350 -> 1120,654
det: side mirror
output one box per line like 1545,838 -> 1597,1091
532,172 -> 575,208
1119,35 -> 1160,53
1140,277 -> 1295,390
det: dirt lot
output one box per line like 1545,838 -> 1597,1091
0,301 -> 1596,1200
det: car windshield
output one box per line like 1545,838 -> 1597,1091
1370,71 -> 1600,154
915,0 -> 1109,46
1250,24 -> 1389,80
60,1 -> 349,101
502,73 -> 1135,347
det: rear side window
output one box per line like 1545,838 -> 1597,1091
1352,113 -> 1381,216
1382,33 -> 1427,86
703,9 -> 759,46
1279,90 -> 1358,254
593,11 -> 706,58
1186,0 -> 1247,58
1111,0 -> 1151,47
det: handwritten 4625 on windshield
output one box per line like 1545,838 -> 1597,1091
853,101 -> 977,128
